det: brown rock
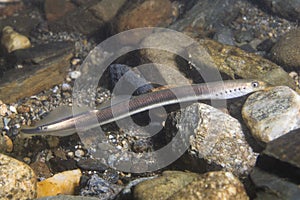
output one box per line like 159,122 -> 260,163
270,29 -> 300,69
0,42 -> 74,103
48,0 -> 126,36
116,0 -> 173,32
44,0 -> 76,22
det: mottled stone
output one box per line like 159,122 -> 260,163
170,171 -> 249,200
37,169 -> 82,198
116,0 -> 173,32
0,153 -> 37,199
1,26 -> 31,53
242,86 -> 300,143
192,39 -> 297,90
133,171 -> 200,200
175,103 -> 257,175
141,32 -> 297,91
270,29 -> 300,69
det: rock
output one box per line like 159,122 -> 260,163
116,0 -> 173,32
256,128 -> 300,181
170,171 -> 249,200
190,39 -> 297,90
0,134 -> 13,153
79,173 -> 123,199
139,30 -> 202,85
44,0 -> 76,22
0,153 -> 37,199
258,0 -> 300,22
213,27 -> 235,46
141,31 -> 297,91
242,86 -> 300,143
37,169 -> 82,198
133,171 -> 200,200
251,129 -> 300,198
37,195 -> 100,200
48,0 -> 127,36
0,41 -> 74,103
251,168 -> 300,200
270,29 -> 300,69
76,158 -> 108,171
134,171 -> 249,200
170,0 -> 240,33
172,103 -> 257,175
1,26 -> 31,53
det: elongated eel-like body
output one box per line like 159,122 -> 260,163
21,79 -> 270,136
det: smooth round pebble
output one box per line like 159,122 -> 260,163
1,26 -> 31,53
242,86 -> 300,143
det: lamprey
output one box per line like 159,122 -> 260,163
21,79 -> 270,136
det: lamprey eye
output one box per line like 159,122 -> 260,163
251,81 -> 259,88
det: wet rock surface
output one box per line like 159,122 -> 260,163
242,86 -> 300,143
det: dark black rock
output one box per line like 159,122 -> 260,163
256,39 -> 275,52
256,0 -> 300,22
251,128 -> 300,199
48,157 -> 77,173
251,168 -> 300,200
256,128 -> 300,183
77,158 -> 108,172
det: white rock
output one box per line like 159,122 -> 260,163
242,86 -> 300,143
1,26 -> 31,53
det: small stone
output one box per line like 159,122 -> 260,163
1,26 -> 31,53
74,149 -> 85,158
0,103 -> 8,116
71,57 -> 81,66
69,71 -> 81,79
0,153 -> 37,199
23,157 -> 31,164
9,105 -> 17,113
37,169 -> 82,198
4,135 -> 13,153
61,83 -> 71,91
242,86 -> 300,143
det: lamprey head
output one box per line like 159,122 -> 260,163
246,80 -> 273,92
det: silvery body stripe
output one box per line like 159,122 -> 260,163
21,79 -> 265,134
